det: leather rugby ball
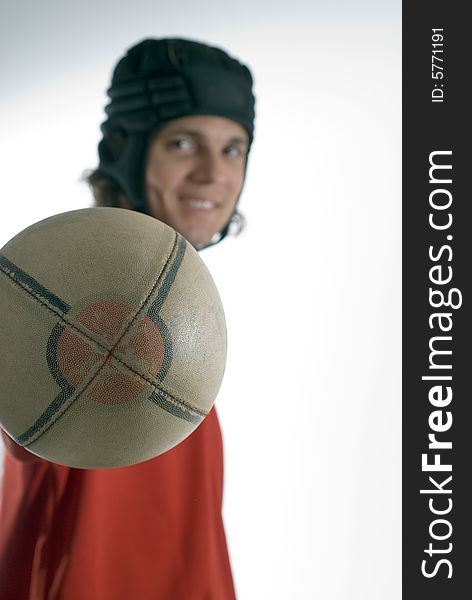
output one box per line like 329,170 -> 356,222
0,208 -> 226,468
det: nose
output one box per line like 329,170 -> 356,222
189,149 -> 227,184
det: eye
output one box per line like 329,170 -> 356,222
224,144 -> 245,158
168,137 -> 194,152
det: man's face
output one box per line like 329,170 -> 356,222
145,115 -> 249,247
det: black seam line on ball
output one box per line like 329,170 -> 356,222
0,254 -> 71,314
17,349 -> 207,447
15,234 -> 180,446
18,323 -> 78,445
108,353 -> 208,417
148,235 -> 186,316
149,390 -> 203,424
15,234 -> 202,445
0,234 -> 180,354
153,315 -> 173,382
147,235 -> 187,381
0,232 -> 180,362
0,261 -> 111,355
46,323 -> 75,397
16,356 -> 106,446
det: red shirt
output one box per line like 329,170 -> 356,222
0,408 -> 235,600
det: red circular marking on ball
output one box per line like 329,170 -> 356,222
75,301 -> 133,344
56,301 -> 165,404
56,329 -> 104,388
115,315 -> 164,375
88,362 -> 148,405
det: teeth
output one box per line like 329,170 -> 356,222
185,199 -> 214,210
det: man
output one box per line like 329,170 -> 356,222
0,38 -> 255,599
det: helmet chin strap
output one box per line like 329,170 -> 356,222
193,218 -> 232,252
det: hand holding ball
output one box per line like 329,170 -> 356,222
0,209 -> 226,468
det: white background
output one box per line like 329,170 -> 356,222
0,1 -> 401,598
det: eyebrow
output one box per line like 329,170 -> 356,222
168,129 -> 248,147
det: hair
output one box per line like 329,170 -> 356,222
85,169 -> 127,208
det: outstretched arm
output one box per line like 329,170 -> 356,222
1,429 -> 43,464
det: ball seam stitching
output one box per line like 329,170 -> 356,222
0,237 -> 206,446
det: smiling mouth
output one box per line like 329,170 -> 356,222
181,198 -> 217,211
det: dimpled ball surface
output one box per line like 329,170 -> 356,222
0,208 -> 226,468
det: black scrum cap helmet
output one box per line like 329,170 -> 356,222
98,38 -> 255,243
